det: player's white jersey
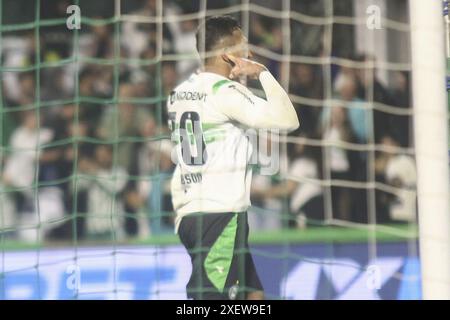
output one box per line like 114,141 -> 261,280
167,71 -> 299,232
168,72 -> 251,232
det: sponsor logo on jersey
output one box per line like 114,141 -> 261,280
169,91 -> 207,104
228,85 -> 255,105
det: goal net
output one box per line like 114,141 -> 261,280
1,0 -> 443,300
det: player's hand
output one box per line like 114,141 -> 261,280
224,54 -> 267,80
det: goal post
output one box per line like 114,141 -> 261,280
1,0 -> 449,300
410,0 -> 450,299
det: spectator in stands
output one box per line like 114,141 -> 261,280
249,14 -> 276,48
96,82 -> 153,238
37,104 -> 78,237
353,54 -> 393,143
354,54 -> 392,105
121,0 -> 157,60
1,32 -> 36,108
262,136 -> 324,228
332,70 -> 371,144
97,83 -> 152,171
83,20 -> 114,59
248,15 -> 283,77
375,135 -> 416,223
41,0 -> 73,59
161,61 -> 179,96
249,172 -> 284,231
388,70 -> 411,147
2,111 -> 53,202
333,69 -> 372,221
121,115 -> 160,238
1,111 -> 56,240
385,146 -> 416,223
18,71 -> 36,106
78,144 -> 128,240
41,67 -> 72,104
390,71 -> 410,109
89,65 -> 115,100
45,104 -> 94,240
78,66 -> 114,139
4,71 -> 36,108
289,63 -> 323,136
132,45 -> 158,102
0,182 -> 15,237
165,5 -> 199,79
249,133 -> 285,231
146,140 -> 175,235
320,105 -> 356,222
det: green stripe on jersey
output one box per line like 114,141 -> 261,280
212,79 -> 231,94
202,123 -> 222,131
204,214 -> 237,292
204,131 -> 226,144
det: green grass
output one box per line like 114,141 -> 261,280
0,224 -> 418,251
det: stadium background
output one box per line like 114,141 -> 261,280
0,0 -> 429,299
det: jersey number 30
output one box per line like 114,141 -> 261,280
169,111 -> 208,166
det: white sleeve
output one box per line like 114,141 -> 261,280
215,71 -> 300,131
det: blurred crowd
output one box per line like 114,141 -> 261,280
0,0 -> 416,242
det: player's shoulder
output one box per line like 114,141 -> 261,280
167,73 -> 208,106
211,77 -> 249,94
211,77 -> 256,105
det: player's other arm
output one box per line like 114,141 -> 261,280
218,56 -> 300,131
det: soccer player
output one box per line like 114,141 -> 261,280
167,16 -> 299,300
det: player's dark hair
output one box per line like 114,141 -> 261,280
195,15 -> 241,55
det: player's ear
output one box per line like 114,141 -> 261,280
222,54 -> 236,67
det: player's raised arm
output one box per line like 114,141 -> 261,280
217,55 -> 300,132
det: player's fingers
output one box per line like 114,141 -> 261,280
231,55 -> 249,71
229,66 -> 241,79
